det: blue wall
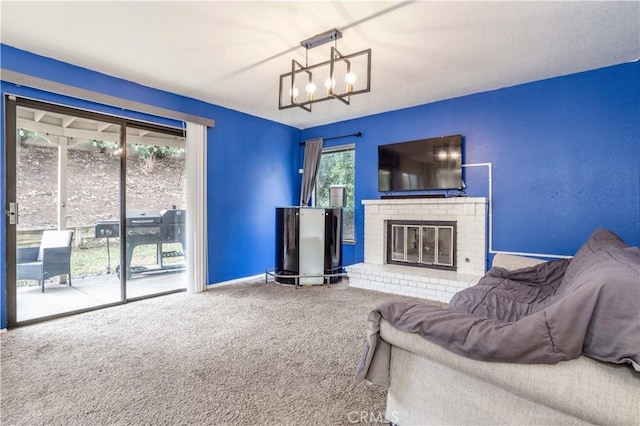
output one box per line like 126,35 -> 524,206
301,62 -> 640,264
1,43 -> 638,330
0,44 -> 300,329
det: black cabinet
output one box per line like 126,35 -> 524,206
275,207 -> 343,285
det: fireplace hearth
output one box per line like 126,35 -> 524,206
387,220 -> 456,270
347,197 -> 487,303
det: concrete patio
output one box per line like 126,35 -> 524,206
16,271 -> 186,322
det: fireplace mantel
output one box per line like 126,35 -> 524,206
347,197 -> 487,303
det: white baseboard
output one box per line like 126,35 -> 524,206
206,273 -> 265,289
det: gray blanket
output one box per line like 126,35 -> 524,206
356,228 -> 640,386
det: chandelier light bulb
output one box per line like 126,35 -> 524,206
305,82 -> 316,101
345,72 -> 357,85
325,78 -> 336,89
306,82 -> 317,94
288,86 -> 299,99
324,77 -> 336,96
345,72 -> 357,93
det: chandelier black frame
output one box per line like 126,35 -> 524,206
278,28 -> 372,112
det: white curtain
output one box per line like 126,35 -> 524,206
185,122 -> 208,293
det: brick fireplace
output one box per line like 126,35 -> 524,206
346,197 -> 487,303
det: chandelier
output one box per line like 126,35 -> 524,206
278,28 -> 372,112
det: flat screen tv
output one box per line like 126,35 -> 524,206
378,134 -> 463,192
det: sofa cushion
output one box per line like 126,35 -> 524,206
492,253 -> 546,271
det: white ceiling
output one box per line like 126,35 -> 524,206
1,1 -> 638,130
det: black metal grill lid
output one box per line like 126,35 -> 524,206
126,210 -> 162,224
161,209 -> 186,223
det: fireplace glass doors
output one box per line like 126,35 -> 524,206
388,221 -> 456,270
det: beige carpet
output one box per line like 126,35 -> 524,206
1,280 -> 423,425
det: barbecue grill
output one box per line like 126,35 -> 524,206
95,208 -> 186,279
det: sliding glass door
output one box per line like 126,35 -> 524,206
123,125 -> 187,299
5,96 -> 186,326
10,101 -> 124,323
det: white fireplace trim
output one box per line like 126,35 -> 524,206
347,197 -> 488,303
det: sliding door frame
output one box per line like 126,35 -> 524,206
5,94 -> 186,327
5,95 -> 17,325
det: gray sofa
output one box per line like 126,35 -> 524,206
380,254 -> 640,425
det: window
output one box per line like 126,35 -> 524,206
315,145 -> 355,242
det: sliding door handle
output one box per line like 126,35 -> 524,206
7,202 -> 18,225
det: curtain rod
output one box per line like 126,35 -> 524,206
300,131 -> 362,145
